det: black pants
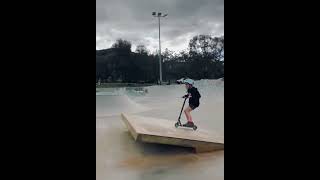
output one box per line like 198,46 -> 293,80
189,104 -> 198,110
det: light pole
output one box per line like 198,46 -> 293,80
152,12 -> 167,85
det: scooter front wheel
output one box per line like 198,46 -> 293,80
193,125 -> 197,131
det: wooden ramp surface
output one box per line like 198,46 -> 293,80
121,113 -> 224,153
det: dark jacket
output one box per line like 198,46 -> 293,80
187,87 -> 201,107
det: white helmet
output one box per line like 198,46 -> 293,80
183,78 -> 194,85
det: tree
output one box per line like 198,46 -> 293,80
211,36 -> 224,62
177,50 -> 189,62
189,35 -> 211,57
111,38 -> 132,51
162,48 -> 174,62
96,35 -> 224,83
187,35 -> 224,79
188,35 -> 224,61
135,44 -> 149,55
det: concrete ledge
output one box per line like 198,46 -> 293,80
121,113 -> 224,153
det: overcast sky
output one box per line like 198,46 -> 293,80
96,0 -> 224,53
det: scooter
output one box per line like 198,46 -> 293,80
174,96 -> 197,130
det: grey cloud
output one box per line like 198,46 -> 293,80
96,0 -> 224,51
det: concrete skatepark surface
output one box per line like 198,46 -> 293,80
96,79 -> 224,180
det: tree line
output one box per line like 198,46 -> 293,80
96,35 -> 224,83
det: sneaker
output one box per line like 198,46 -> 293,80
183,121 -> 194,127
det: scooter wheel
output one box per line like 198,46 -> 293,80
193,125 -> 197,131
175,122 -> 179,128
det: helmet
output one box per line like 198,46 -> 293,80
183,78 -> 194,85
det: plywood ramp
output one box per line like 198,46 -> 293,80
121,113 -> 224,153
